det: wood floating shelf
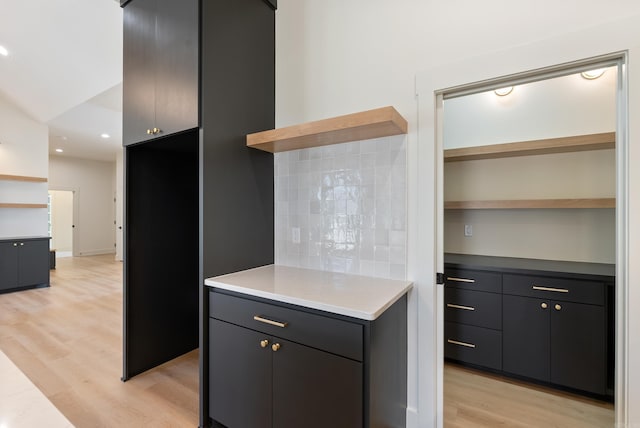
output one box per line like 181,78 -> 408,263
0,174 -> 48,182
444,132 -> 615,162
0,203 -> 48,209
444,198 -> 616,210
246,106 -> 408,153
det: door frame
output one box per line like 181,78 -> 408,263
48,186 -> 80,257
412,19 -> 639,427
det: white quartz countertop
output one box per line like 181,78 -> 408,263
204,265 -> 412,321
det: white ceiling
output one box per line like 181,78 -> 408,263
0,0 -> 123,162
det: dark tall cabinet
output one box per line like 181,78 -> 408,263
121,0 -> 276,426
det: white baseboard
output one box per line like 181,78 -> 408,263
76,249 -> 116,257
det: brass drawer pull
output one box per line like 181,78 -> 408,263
532,285 -> 569,293
447,277 -> 475,283
447,339 -> 476,348
446,303 -> 475,311
253,315 -> 288,328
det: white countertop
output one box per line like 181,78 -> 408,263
204,265 -> 412,321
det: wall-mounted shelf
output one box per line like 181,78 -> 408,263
246,106 -> 408,153
444,132 -> 615,162
0,203 -> 48,209
444,198 -> 615,210
0,174 -> 48,183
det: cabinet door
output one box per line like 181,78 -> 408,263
0,242 -> 19,291
209,319 -> 272,428
154,0 -> 198,137
272,338 -> 363,428
17,240 -> 49,287
503,294 -> 550,382
551,301 -> 606,394
122,0 -> 157,146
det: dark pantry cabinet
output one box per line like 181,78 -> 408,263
444,254 -> 613,399
0,237 -> 50,293
122,0 -> 198,146
120,0 -> 276,427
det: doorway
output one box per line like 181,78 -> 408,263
48,189 -> 76,258
440,65 -> 617,426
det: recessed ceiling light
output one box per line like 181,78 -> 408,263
0,45 -> 8,56
55,148 -> 64,153
100,133 -> 110,139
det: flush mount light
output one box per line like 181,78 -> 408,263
0,45 -> 8,56
55,148 -> 64,153
581,69 -> 606,80
100,133 -> 110,139
494,86 -> 514,96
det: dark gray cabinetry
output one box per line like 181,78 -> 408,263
122,0 -> 198,146
444,254 -> 613,398
0,237 -> 50,293
209,289 -> 406,428
444,269 -> 502,371
502,274 -> 607,395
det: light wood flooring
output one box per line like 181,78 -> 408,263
0,255 -> 615,427
444,363 -> 614,427
0,254 -> 199,427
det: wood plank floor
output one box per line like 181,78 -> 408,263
444,363 -> 614,427
0,254 -> 199,427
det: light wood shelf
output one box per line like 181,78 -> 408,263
444,132 -> 615,162
444,198 -> 615,210
0,174 -> 48,183
0,203 -> 49,209
246,106 -> 408,153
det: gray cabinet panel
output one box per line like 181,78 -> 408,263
0,238 -> 49,292
0,242 -> 19,290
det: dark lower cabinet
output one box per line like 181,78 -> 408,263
209,289 -> 406,428
445,255 -> 613,399
210,319 -> 362,428
0,237 -> 50,293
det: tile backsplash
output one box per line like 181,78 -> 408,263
274,135 -> 407,280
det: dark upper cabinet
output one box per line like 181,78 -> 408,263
122,0 -> 198,146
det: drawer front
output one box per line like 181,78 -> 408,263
503,274 -> 604,305
444,268 -> 501,293
444,322 -> 502,370
444,288 -> 502,330
210,290 -> 363,361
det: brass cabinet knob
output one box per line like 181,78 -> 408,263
271,343 -> 281,352
541,302 -> 548,309
260,339 -> 269,348
13,243 -> 17,246
146,129 -> 153,135
153,127 -> 161,134
555,304 -> 562,311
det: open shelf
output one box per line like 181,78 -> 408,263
0,174 -> 48,182
444,198 -> 615,210
246,106 -> 408,153
444,132 -> 615,162
0,203 -> 48,209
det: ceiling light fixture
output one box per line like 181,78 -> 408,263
494,86 -> 514,96
581,69 -> 606,80
55,148 -> 64,153
0,45 -> 8,56
100,133 -> 110,139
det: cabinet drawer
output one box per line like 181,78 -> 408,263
503,274 -> 604,305
444,288 -> 501,330
210,291 -> 363,361
444,322 -> 502,371
444,268 -> 501,293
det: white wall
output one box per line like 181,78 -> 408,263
276,2 -> 640,426
0,93 -> 49,238
48,156 -> 116,256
